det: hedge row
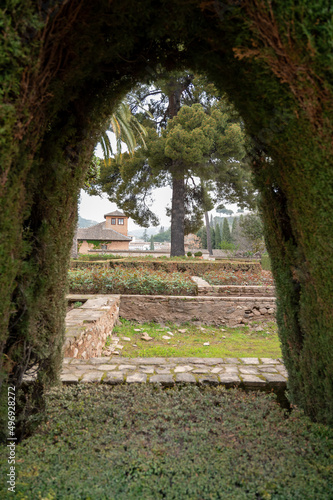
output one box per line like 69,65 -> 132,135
68,267 -> 198,295
70,259 -> 262,274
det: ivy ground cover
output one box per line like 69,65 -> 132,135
68,267 -> 197,295
3,385 -> 332,499
203,269 -> 274,286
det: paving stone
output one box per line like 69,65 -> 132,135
240,358 -> 259,365
95,364 -> 117,371
133,358 -> 167,365
60,373 -> 79,384
103,372 -> 124,384
210,367 -> 223,374
192,368 -> 209,374
72,364 -> 100,371
175,373 -> 196,383
262,373 -> 287,384
174,365 -> 193,373
155,368 -> 171,374
223,366 -> 239,373
199,376 -> 219,386
63,358 -> 71,364
200,358 -> 224,365
239,367 -> 260,375
127,373 -> 147,383
168,357 -> 197,364
80,371 -> 103,382
223,358 -> 240,364
260,358 -> 281,364
241,375 -> 266,386
218,374 -> 241,385
89,357 -> 111,364
70,359 -> 91,365
258,366 -> 278,373
118,364 -> 136,371
139,367 -> 155,374
149,375 -> 174,386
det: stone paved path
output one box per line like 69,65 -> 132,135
56,357 -> 288,389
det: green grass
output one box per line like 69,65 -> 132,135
2,385 -> 332,499
107,319 -> 282,358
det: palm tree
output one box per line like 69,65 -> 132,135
99,100 -> 150,163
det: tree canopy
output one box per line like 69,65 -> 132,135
96,79 -> 255,255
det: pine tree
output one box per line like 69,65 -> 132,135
143,229 -> 148,242
150,235 -> 155,251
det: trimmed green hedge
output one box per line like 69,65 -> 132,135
68,267 -> 197,295
2,385 -> 332,499
70,259 -> 262,275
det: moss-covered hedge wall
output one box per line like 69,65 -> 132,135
1,0 -> 332,434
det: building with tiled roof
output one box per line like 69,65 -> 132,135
77,210 -> 131,254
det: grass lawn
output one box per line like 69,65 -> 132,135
2,385 -> 332,499
106,319 -> 282,358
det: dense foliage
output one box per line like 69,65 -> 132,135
1,385 -> 332,499
68,268 -> 197,295
1,0 -> 333,430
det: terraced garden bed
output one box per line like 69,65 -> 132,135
104,318 -> 281,359
68,267 -> 197,295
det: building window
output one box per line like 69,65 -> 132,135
111,218 -> 116,225
118,218 -> 124,225
101,244 -> 107,250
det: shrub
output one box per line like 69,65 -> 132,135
194,251 -> 202,257
187,251 -> 192,257
67,267 -> 198,295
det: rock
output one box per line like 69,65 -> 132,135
162,336 -> 171,340
113,351 -> 120,355
134,329 -> 142,332
117,345 -> 124,349
167,332 -> 174,336
267,308 -> 275,314
203,342 -> 210,346
141,332 -> 153,341
253,309 -> 261,316
178,329 -> 187,333
122,337 -> 131,341
132,344 -> 138,347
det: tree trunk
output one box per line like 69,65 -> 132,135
170,174 -> 185,256
205,211 -> 213,256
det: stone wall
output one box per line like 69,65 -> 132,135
191,277 -> 275,297
64,295 -> 120,358
119,295 -> 276,327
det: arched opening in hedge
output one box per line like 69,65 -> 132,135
1,0 -> 332,434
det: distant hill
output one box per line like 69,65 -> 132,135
78,216 -> 98,228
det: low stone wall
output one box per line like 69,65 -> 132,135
64,295 -> 120,359
119,295 -> 276,327
191,277 -> 275,297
